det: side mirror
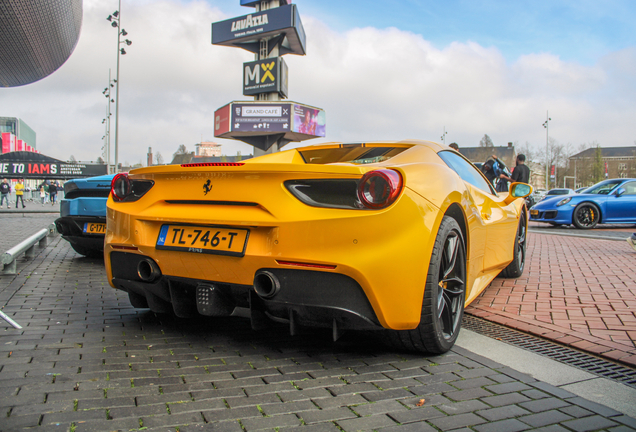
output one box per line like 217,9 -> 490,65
615,187 -> 626,197
504,182 -> 533,205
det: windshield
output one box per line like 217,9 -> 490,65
581,180 -> 623,195
299,145 -> 409,165
547,189 -> 570,195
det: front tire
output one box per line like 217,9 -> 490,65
573,203 -> 600,229
501,213 -> 527,278
384,216 -> 466,354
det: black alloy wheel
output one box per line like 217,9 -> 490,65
384,216 -> 466,354
573,203 -> 600,229
501,213 -> 527,278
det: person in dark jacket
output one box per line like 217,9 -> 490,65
49,181 -> 58,205
1,178 -> 11,208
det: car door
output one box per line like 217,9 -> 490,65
437,151 -> 516,273
604,181 -> 636,222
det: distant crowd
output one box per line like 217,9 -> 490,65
1,178 -> 63,209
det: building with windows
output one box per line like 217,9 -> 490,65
0,0 -> 82,87
195,142 -> 222,157
1,117 -> 36,153
569,146 -> 636,184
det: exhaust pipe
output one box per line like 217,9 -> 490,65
253,271 -> 280,299
137,258 -> 161,282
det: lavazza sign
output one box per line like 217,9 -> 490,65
231,13 -> 268,32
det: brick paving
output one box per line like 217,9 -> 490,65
466,232 -> 636,368
0,219 -> 635,431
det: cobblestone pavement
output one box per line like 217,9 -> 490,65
0,239 -> 634,432
466,232 -> 636,368
1,220 -> 635,431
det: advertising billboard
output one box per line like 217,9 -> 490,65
243,57 -> 288,97
232,103 -> 291,133
214,103 -> 231,136
212,4 -> 306,56
0,152 -> 107,179
292,104 -> 326,137
1,133 -> 12,154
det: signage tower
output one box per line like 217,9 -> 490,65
212,0 -> 325,155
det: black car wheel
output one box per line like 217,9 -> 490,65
501,213 -> 527,278
384,216 -> 466,354
573,203 -> 600,229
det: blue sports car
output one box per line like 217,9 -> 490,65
55,174 -> 115,257
530,178 -> 636,229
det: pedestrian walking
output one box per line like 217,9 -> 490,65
49,181 -> 58,205
0,178 -> 10,208
15,179 -> 26,209
40,185 -> 46,205
44,182 -> 50,203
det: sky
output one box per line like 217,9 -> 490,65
1,0 -> 635,165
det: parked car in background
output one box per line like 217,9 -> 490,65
530,178 -> 636,228
575,187 -> 588,193
55,174 -> 114,257
104,140 -> 532,354
541,188 -> 576,201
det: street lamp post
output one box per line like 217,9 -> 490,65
440,127 -> 448,145
107,1 -> 132,173
102,69 -> 116,173
542,111 -> 551,190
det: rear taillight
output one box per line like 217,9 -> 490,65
357,169 -> 403,209
285,169 -> 403,210
111,173 -> 130,201
111,173 -> 154,202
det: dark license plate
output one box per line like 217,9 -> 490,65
156,225 -> 249,257
83,222 -> 106,234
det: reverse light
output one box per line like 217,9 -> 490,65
111,173 -> 154,202
556,197 -> 572,207
357,169 -> 403,209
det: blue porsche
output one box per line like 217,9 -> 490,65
529,178 -> 636,229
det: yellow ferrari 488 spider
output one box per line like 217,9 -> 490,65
105,140 -> 531,353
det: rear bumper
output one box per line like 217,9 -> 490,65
105,190 -> 441,330
55,216 -> 106,250
110,251 -> 381,332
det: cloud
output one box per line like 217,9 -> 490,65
1,0 -> 634,166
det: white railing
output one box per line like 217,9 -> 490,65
1,223 -> 56,275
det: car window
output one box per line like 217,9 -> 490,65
548,189 -> 569,195
437,151 -> 496,195
621,181 -> 636,195
584,180 -> 622,195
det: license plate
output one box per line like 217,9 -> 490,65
530,210 -> 539,217
156,225 -> 249,257
83,222 -> 106,234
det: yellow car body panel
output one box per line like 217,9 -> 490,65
105,140 -> 528,332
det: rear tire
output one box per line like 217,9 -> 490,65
501,213 -> 527,278
384,216 -> 466,354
